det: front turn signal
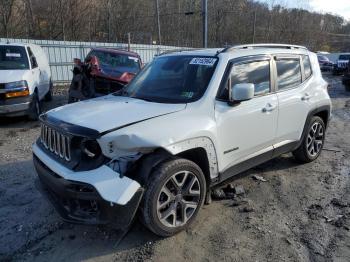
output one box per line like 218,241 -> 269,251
5,89 -> 30,98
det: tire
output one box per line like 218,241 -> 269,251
28,92 -> 41,121
44,80 -> 53,101
293,116 -> 326,163
140,158 -> 206,237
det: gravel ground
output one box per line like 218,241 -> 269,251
0,76 -> 350,262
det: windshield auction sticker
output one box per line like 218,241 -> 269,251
5,53 -> 21,58
189,57 -> 217,66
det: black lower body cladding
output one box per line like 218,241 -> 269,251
33,155 -> 144,227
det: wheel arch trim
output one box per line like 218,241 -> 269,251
298,104 -> 331,148
165,137 -> 219,180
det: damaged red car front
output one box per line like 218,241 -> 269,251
69,48 -> 142,103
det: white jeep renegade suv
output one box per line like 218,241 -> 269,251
33,44 -> 331,237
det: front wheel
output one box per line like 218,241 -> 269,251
140,158 -> 206,237
293,116 -> 326,163
28,92 -> 41,121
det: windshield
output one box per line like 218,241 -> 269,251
0,46 -> 29,70
339,55 -> 350,60
116,55 -> 218,103
87,50 -> 141,74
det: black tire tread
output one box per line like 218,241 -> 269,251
28,92 -> 41,121
44,81 -> 53,101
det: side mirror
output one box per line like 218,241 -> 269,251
230,83 -> 254,103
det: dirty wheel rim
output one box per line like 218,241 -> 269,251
157,170 -> 201,228
307,121 -> 324,157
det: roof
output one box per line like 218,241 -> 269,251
91,47 -> 140,57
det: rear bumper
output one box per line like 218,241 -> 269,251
33,144 -> 143,226
0,95 -> 31,115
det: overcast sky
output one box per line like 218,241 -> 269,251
258,0 -> 350,20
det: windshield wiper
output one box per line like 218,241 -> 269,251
132,96 -> 153,102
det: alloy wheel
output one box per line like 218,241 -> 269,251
307,121 -> 324,157
157,170 -> 201,228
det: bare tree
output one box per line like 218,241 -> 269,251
0,0 -> 349,51
0,0 -> 15,37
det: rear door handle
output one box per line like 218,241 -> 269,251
262,103 -> 277,113
301,93 -> 311,101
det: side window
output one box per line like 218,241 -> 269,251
276,58 -> 302,90
302,55 -> 312,80
27,47 -> 38,68
218,60 -> 270,99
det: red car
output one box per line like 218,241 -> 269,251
69,48 -> 142,102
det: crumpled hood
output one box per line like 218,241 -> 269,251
0,70 -> 30,83
46,95 -> 186,133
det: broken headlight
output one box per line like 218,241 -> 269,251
81,139 -> 102,159
74,139 -> 106,171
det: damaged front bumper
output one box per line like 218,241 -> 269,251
32,144 -> 143,227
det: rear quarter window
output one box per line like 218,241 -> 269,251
302,55 -> 312,80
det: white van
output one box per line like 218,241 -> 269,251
0,42 -> 52,119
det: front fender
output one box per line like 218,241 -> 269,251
165,137 -> 219,179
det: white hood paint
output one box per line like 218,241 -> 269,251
47,95 -> 186,133
0,69 -> 30,83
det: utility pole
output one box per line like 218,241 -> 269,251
107,0 -> 111,42
127,33 -> 131,51
155,0 -> 161,45
202,0 -> 208,48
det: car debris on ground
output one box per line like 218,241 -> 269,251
252,175 -> 268,182
211,183 -> 246,200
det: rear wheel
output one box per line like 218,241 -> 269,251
293,116 -> 325,163
28,92 -> 41,121
140,158 -> 206,237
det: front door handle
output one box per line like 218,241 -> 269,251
301,93 -> 311,101
262,103 -> 276,113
